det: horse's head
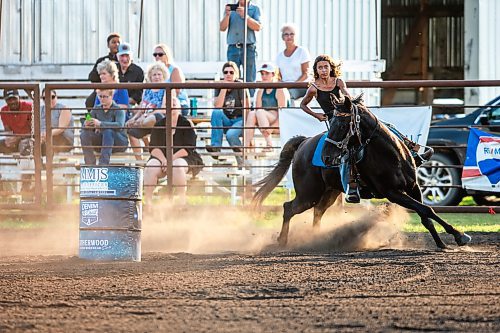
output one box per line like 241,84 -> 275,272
322,95 -> 356,166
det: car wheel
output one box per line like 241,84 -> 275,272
472,194 -> 500,206
416,153 -> 463,206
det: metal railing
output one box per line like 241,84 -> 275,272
0,80 -> 498,213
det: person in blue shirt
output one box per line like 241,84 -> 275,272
81,88 -> 129,165
152,43 -> 190,115
94,60 -> 129,109
219,0 -> 262,96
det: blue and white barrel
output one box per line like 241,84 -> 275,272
79,166 -> 143,261
79,166 -> 143,200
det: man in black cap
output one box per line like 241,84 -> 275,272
85,33 -> 122,108
0,89 -> 33,153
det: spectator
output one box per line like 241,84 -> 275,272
144,97 -> 203,206
126,62 -> 169,160
80,88 -> 128,165
117,42 -> 145,106
153,44 -> 190,115
0,89 -> 32,154
244,63 -> 287,151
86,32 -> 121,108
206,61 -> 250,167
40,89 -> 74,155
275,23 -> 311,100
95,60 -> 129,109
220,0 -> 262,95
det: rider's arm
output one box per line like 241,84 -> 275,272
337,78 -> 353,99
300,85 -> 327,121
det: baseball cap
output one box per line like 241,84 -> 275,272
258,63 -> 276,73
3,89 -> 19,100
117,42 -> 132,56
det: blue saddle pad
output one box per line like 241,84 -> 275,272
312,133 -> 332,168
312,133 -> 349,192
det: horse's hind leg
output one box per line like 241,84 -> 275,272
313,189 -> 342,230
408,185 -> 471,247
279,196 -> 317,246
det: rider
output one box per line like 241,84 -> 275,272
300,54 -> 362,203
300,54 -> 432,203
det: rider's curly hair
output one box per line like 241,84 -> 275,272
313,54 -> 342,80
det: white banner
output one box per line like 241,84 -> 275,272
278,104 -> 433,188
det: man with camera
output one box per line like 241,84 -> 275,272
219,0 -> 262,96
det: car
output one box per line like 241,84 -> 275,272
417,95 -> 500,206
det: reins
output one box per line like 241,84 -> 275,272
323,103 -> 380,166
324,104 -> 362,150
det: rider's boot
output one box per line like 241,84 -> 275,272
346,181 -> 361,204
414,147 -> 434,167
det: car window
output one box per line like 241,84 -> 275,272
491,108 -> 500,120
488,108 -> 500,132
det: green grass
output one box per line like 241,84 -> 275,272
405,213 -> 499,232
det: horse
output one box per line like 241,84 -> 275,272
253,95 -> 471,249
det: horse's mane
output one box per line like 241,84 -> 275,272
351,93 -> 364,106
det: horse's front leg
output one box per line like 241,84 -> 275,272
407,185 -> 471,247
384,189 -> 448,249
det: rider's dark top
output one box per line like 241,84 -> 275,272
313,79 -> 341,120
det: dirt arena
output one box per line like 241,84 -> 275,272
0,205 -> 498,332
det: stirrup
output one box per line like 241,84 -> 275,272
345,185 -> 361,204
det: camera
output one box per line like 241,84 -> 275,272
227,4 -> 238,11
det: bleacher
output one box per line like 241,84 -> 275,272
0,62 -> 282,205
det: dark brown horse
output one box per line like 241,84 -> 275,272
253,95 -> 471,249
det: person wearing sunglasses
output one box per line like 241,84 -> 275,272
80,88 -> 128,165
206,61 -> 250,167
40,89 -> 74,155
275,23 -> 311,100
152,43 -> 190,116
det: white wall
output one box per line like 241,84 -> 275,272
0,0 -> 382,79
464,0 -> 500,107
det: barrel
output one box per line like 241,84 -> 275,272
79,166 -> 143,261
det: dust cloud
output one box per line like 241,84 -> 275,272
0,200 -> 411,257
142,199 -> 410,254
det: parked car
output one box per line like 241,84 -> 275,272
417,95 -> 500,206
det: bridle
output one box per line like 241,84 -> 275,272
323,103 -> 379,166
324,104 -> 362,151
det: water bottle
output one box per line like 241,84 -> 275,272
85,112 -> 92,121
190,97 -> 198,117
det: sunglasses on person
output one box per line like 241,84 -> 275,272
42,95 -> 56,100
223,70 -> 235,75
153,52 -> 165,57
282,32 -> 295,37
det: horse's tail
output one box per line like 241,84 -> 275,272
252,135 -> 307,207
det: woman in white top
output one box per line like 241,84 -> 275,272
275,23 -> 311,100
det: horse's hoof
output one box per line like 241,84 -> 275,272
456,233 -> 472,246
436,244 -> 448,251
277,236 -> 288,248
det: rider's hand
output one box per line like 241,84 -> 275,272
315,113 -> 327,122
